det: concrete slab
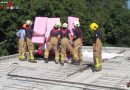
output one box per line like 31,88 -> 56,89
0,46 -> 130,90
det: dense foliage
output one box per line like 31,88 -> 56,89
0,0 -> 130,56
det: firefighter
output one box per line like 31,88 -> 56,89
58,23 -> 73,66
90,22 -> 102,71
72,21 -> 83,65
25,20 -> 37,63
44,21 -> 61,63
16,24 -> 26,60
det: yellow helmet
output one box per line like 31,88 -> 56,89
26,20 -> 32,25
54,21 -> 61,28
62,23 -> 68,28
90,23 -> 99,31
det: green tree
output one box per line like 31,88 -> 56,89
0,0 -> 130,56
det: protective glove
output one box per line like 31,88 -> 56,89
70,40 -> 73,45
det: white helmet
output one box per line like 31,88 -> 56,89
62,23 -> 68,28
26,20 -> 32,25
74,21 -> 80,27
54,21 -> 61,28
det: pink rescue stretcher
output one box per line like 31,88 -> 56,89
31,17 -> 47,55
68,16 -> 79,37
31,16 -> 79,60
32,17 -> 60,56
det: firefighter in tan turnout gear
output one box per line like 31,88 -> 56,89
90,22 -> 102,71
58,23 -> 73,66
72,21 -> 83,65
44,22 -> 61,63
16,24 -> 26,60
25,20 -> 37,63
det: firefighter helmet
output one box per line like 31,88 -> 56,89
54,21 -> 61,28
62,23 -> 68,28
26,20 -> 32,25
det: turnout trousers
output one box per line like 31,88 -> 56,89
26,37 -> 35,62
60,38 -> 73,64
18,39 -> 26,60
44,37 -> 59,62
93,40 -> 102,71
73,38 -> 83,62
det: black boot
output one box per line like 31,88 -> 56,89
30,60 -> 37,63
44,58 -> 48,63
55,61 -> 59,64
71,59 -> 76,65
61,63 -> 64,66
55,59 -> 59,64
127,81 -> 130,87
76,60 -> 81,65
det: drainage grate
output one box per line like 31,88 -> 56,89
89,73 -> 130,89
8,64 -> 87,81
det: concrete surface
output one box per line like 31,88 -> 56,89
0,46 -> 130,90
